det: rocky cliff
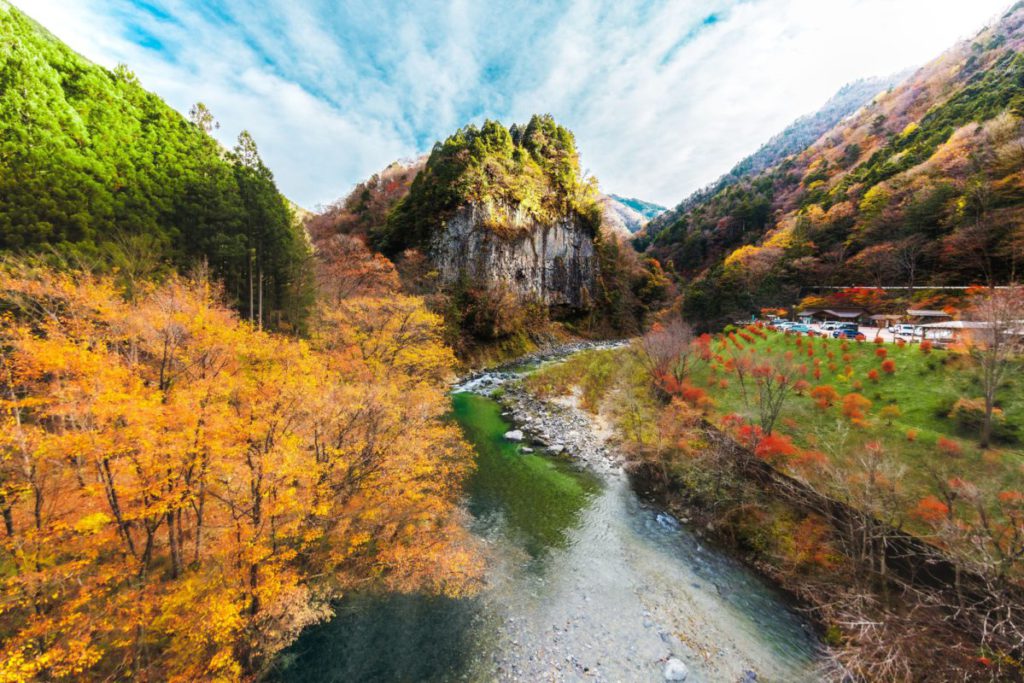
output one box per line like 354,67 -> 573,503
431,201 -> 596,308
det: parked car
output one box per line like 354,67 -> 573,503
833,328 -> 864,340
890,324 -> 918,338
774,321 -> 796,330
820,321 -> 841,332
789,324 -> 813,334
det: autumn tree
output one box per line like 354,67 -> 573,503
638,314 -> 694,395
965,284 -> 1024,447
751,355 -> 800,435
0,264 -> 480,680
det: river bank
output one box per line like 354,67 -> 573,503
470,354 -> 825,682
272,345 -> 824,682
521,342 -> 1023,682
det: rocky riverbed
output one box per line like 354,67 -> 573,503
452,352 -> 822,682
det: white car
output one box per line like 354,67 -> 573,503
891,324 -> 919,339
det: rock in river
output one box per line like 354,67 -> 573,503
503,429 -> 525,441
664,657 -> 688,681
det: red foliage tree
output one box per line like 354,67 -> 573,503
811,385 -> 839,409
913,496 -> 950,524
842,393 -> 872,421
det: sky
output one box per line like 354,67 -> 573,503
18,0 -> 1012,210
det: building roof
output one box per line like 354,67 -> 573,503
823,309 -> 864,318
917,321 -> 988,329
907,309 -> 952,317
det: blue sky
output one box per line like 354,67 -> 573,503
20,0 -> 1011,209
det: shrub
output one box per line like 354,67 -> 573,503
920,339 -> 933,354
896,339 -> 906,347
912,496 -> 949,524
793,379 -> 811,395
813,367 -> 822,380
811,385 -> 839,408
906,429 -> 918,442
842,393 -> 872,421
828,362 -> 838,372
936,436 -> 962,457
754,433 -> 799,462
842,353 -> 853,362
874,336 -> 884,345
852,379 -> 863,390
879,404 -> 901,425
881,359 -> 896,374
867,369 -> 879,382
948,397 -> 999,431
874,347 -> 887,358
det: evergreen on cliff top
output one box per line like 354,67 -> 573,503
375,115 -> 603,255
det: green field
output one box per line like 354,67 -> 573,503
526,330 -> 1024,548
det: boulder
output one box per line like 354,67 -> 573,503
503,430 -> 525,441
663,657 -> 688,681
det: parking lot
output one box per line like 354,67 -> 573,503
766,321 -> 917,344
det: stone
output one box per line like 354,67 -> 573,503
739,672 -> 758,683
430,202 -> 597,309
663,657 -> 688,681
522,447 -> 534,453
549,444 -> 565,454
503,430 -> 525,441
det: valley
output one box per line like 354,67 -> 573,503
3,1 -> 1024,681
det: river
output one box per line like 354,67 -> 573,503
270,351 -> 824,682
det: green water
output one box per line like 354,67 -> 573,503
269,377 -> 822,682
452,392 -> 600,560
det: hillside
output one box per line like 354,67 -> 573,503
646,74 -> 902,237
648,6 -> 1024,327
0,3 -> 309,328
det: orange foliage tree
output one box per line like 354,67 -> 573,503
0,265 -> 480,680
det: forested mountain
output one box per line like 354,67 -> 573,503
649,4 -> 1024,327
0,3 -> 310,329
308,118 -> 671,359
646,74 -> 902,236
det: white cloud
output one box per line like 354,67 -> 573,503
13,0 -> 1013,208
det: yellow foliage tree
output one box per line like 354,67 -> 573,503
0,263 -> 480,681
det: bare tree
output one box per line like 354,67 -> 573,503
752,355 -> 799,435
966,284 -> 1024,447
638,314 -> 693,387
895,235 -> 927,293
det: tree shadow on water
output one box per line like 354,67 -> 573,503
265,592 -> 481,683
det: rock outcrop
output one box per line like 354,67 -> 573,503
430,201 -> 597,309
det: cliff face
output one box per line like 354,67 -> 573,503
430,201 -> 597,309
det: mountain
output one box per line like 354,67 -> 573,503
0,2 -> 309,328
608,194 -> 666,221
648,4 -> 1024,327
647,74 -> 903,238
310,118 -> 672,357
600,194 -> 664,237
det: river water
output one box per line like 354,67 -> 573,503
270,357 -> 823,682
